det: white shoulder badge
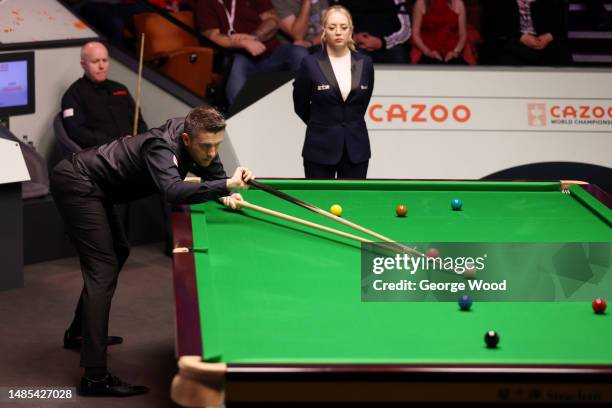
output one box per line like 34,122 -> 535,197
173,155 -> 178,167
63,108 -> 74,118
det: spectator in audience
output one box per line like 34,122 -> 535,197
586,0 -> 611,30
481,0 -> 571,66
147,0 -> 182,10
62,41 -> 147,148
196,0 -> 309,106
331,0 -> 411,63
411,0 -> 476,64
272,0 -> 328,50
72,1 -> 180,48
293,5 -> 374,178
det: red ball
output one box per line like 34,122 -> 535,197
426,248 -> 440,259
396,204 -> 408,217
592,298 -> 607,314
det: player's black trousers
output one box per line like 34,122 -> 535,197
50,159 -> 130,368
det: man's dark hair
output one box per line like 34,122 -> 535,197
184,106 -> 226,138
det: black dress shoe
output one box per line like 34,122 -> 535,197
79,373 -> 149,397
63,330 -> 124,349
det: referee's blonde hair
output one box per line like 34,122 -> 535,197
320,5 -> 356,52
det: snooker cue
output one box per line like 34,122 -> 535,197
229,199 -> 397,252
236,200 -> 373,243
132,33 -> 145,136
186,177 -> 413,255
247,179 -> 421,256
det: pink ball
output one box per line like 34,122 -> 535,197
426,248 -> 440,259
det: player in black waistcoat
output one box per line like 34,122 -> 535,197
51,106 -> 253,397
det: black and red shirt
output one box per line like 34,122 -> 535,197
61,76 -> 148,148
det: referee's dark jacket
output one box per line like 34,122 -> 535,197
61,76 -> 148,148
293,49 -> 374,165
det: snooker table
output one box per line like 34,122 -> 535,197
170,180 -> 612,407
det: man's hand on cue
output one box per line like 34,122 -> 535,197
221,192 -> 244,210
241,167 -> 255,183
226,166 -> 254,190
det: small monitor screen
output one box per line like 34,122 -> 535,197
0,52 -> 35,117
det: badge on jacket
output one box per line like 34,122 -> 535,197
360,85 -> 368,90
317,84 -> 330,91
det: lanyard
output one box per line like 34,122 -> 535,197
217,0 -> 237,35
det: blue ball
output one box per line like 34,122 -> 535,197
451,198 -> 463,210
458,295 -> 472,311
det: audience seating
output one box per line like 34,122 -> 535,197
133,11 -> 217,97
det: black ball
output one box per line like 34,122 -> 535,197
484,330 -> 499,348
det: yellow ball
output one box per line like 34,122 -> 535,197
330,204 -> 343,217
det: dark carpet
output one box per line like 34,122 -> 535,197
0,244 -> 179,408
